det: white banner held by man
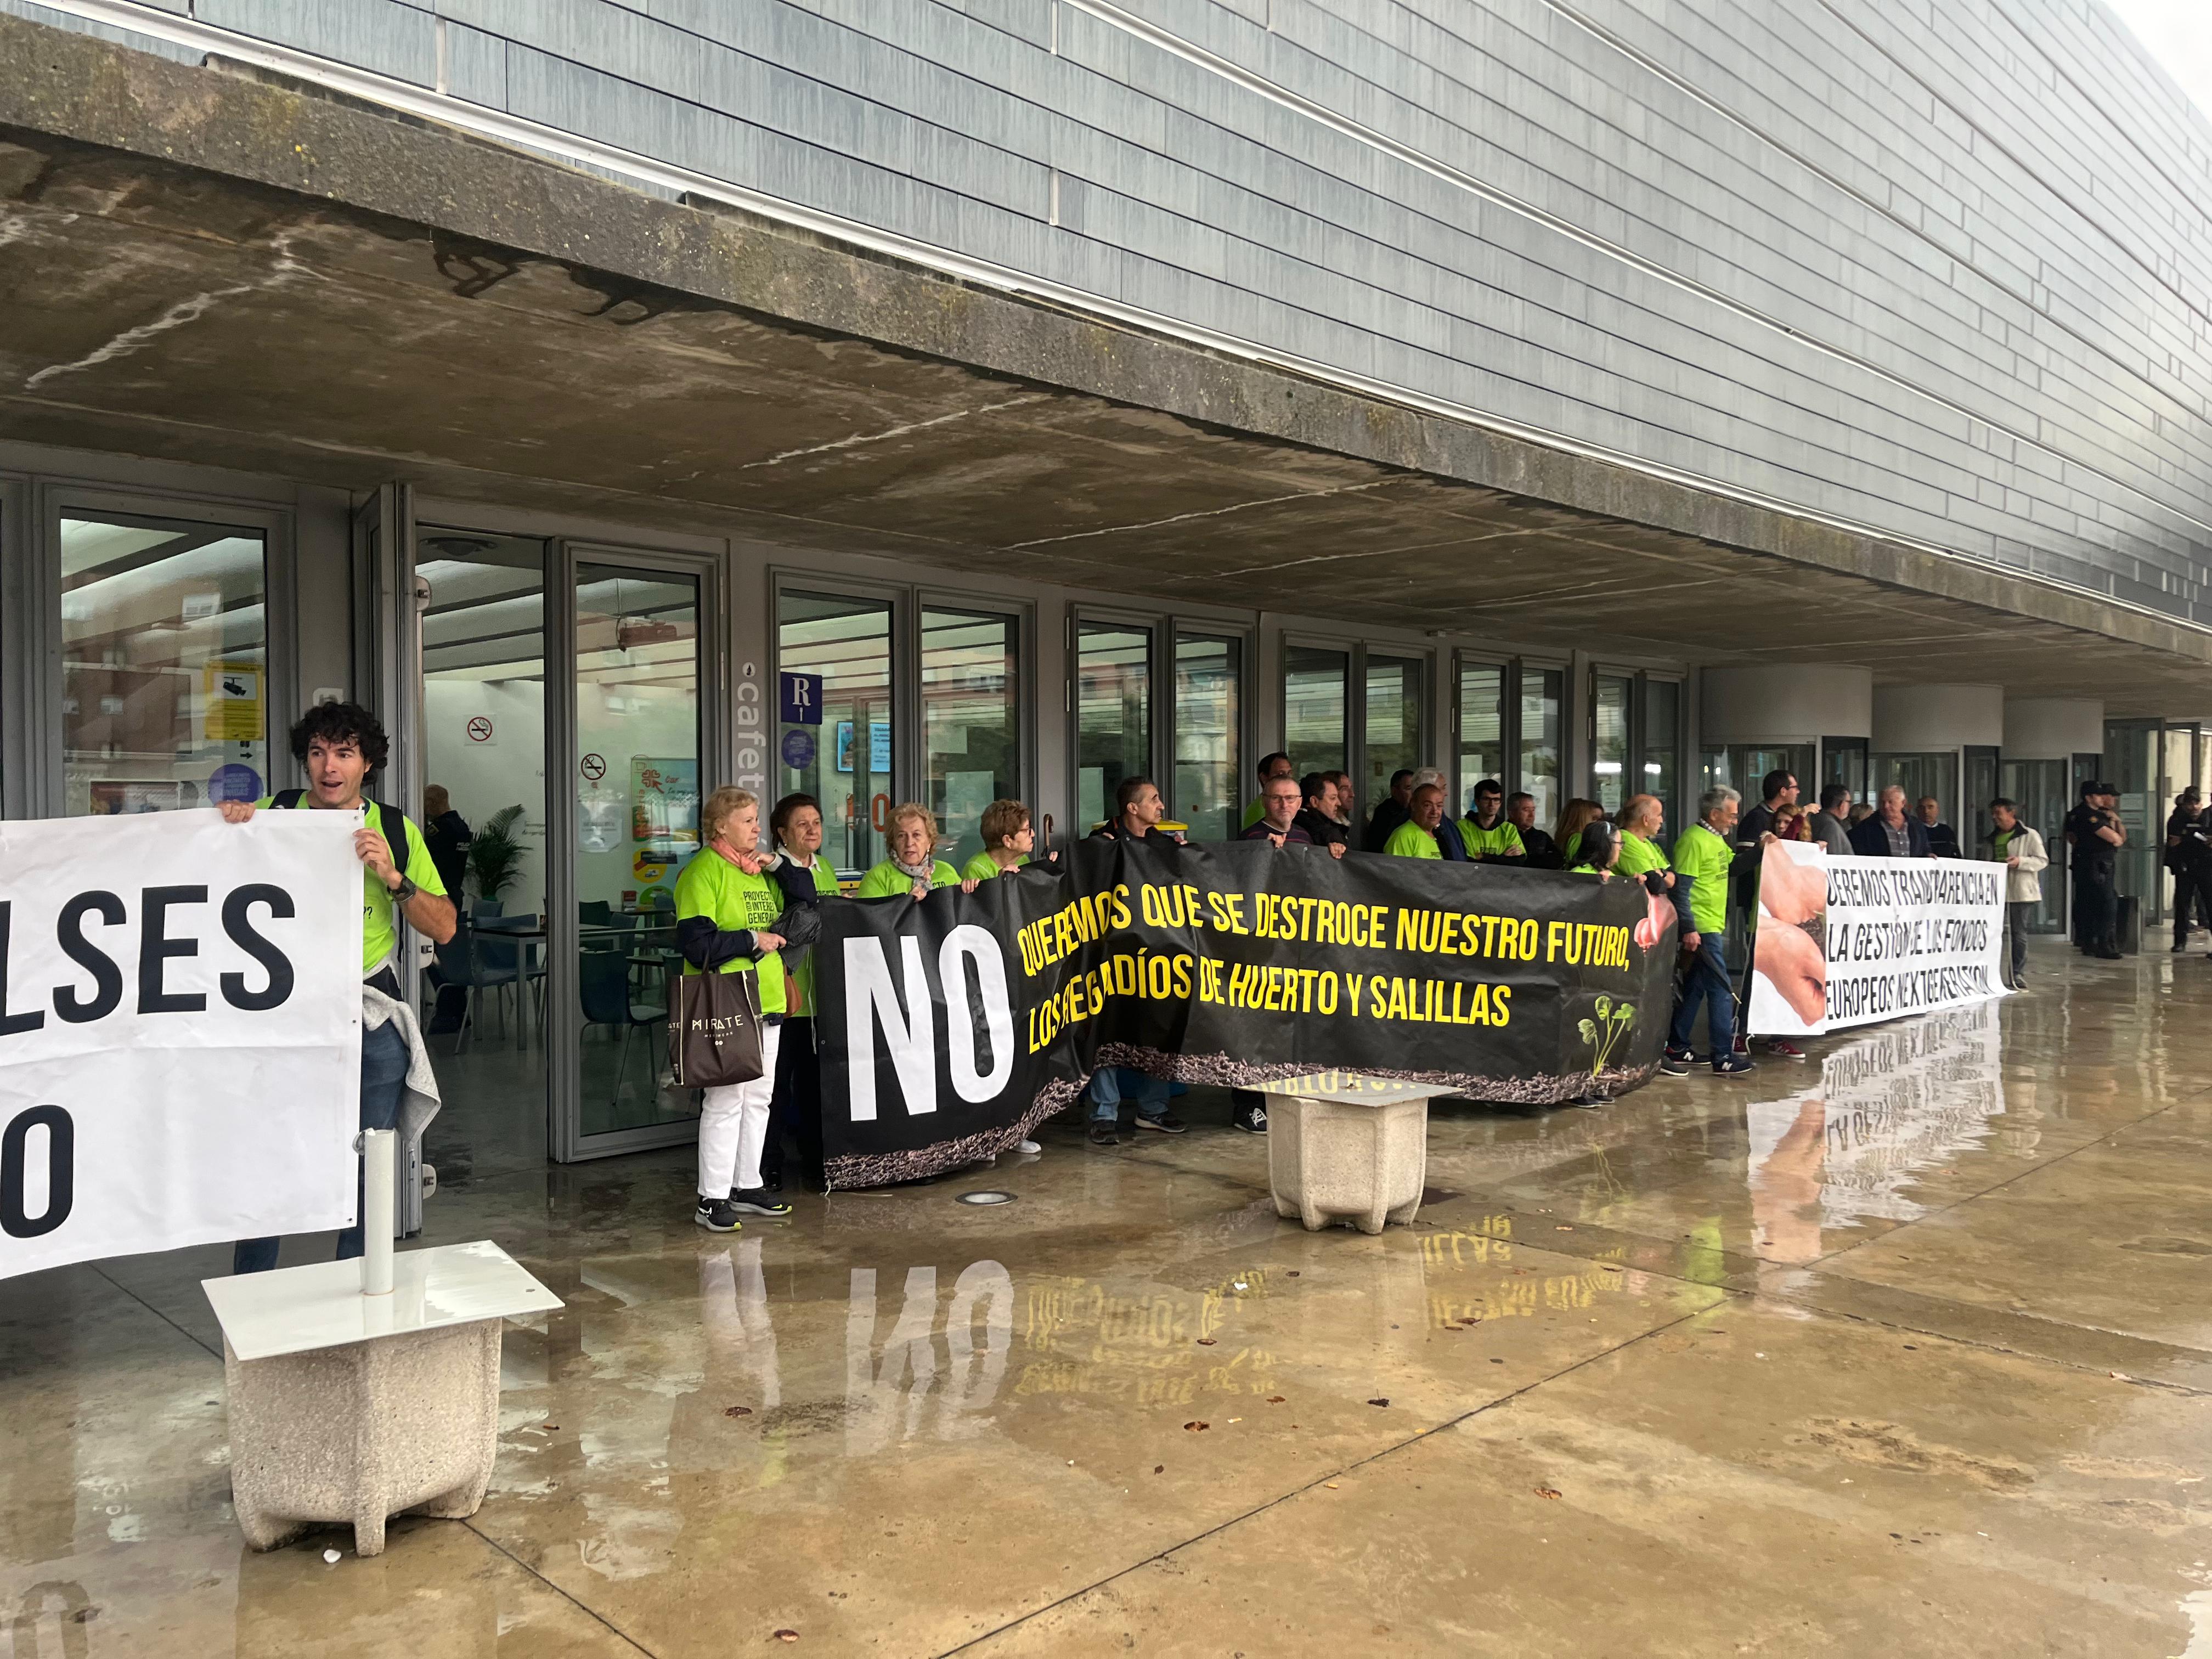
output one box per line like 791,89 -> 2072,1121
0,810 -> 362,1279
1747,840 -> 2006,1037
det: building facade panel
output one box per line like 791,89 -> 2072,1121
8,0 -> 2212,625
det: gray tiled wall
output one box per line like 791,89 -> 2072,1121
15,0 -> 2212,624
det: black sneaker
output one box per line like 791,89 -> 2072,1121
761,1169 -> 785,1194
1134,1113 -> 1187,1134
1710,1053 -> 1756,1077
1658,1047 -> 1694,1076
1087,1122 -> 1120,1148
1232,1103 -> 1268,1133
728,1188 -> 793,1216
1567,1090 -> 1611,1109
694,1198 -> 744,1232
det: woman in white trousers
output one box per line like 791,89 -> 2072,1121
675,787 -> 798,1230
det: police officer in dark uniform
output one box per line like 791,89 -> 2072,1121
2174,793 -> 2212,957
2166,788 -> 2206,949
2064,781 -> 2125,960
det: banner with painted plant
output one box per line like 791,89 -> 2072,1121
815,839 -> 1678,1187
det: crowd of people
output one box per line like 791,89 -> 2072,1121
206,696 -> 2158,1250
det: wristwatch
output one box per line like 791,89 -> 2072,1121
388,875 -> 419,904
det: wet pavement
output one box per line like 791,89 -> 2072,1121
6,939 -> 2212,1656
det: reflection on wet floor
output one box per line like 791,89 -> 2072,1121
1747,1001 -> 2008,1260
7,940 -> 2212,1655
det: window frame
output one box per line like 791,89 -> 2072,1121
30,481 -> 297,820
1067,606 -> 1255,840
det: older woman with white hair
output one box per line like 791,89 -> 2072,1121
676,786 -> 802,1230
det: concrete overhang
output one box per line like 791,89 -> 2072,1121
2,14 -> 2209,714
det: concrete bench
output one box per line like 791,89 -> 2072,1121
202,1237 -> 560,1556
1262,1072 -> 1462,1235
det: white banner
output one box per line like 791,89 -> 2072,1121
1746,841 -> 2006,1036
0,810 -> 363,1279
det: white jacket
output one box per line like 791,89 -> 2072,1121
1991,824 -> 2049,903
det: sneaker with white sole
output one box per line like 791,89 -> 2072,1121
1765,1039 -> 1807,1061
728,1189 -> 793,1217
1016,1138 -> 1041,1154
1133,1113 -> 1187,1134
694,1198 -> 744,1232
1232,1103 -> 1268,1133
1658,1047 -> 1694,1076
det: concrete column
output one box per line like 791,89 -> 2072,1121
1701,665 -> 1872,743
1871,684 -> 2004,751
2003,697 -> 2103,760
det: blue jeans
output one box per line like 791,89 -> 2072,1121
1087,1067 -> 1169,1124
1668,934 -> 1736,1058
233,1020 -> 410,1274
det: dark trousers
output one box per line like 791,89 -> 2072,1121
2004,901 -> 2033,986
1669,935 -> 1735,1057
2175,865 -> 2212,949
2073,863 -> 2117,954
233,1020 -> 410,1274
763,1015 -> 822,1188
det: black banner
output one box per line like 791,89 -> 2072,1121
815,840 -> 1678,1187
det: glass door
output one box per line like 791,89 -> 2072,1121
1821,737 -> 1868,805
1075,621 -> 1154,833
921,605 -> 1019,868
1283,645 -> 1351,780
415,531 -> 551,1182
1173,633 -> 1240,842
2001,758 -> 2068,932
1591,673 -> 1632,812
1362,654 -> 1423,828
778,590 -> 898,877
556,549 -> 714,1161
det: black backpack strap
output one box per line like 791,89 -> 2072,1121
375,800 -> 410,868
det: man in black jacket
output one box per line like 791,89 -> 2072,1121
1916,796 -> 1962,859
1849,786 -> 1934,858
1363,770 -> 1416,853
1508,791 -> 1560,869
1295,772 -> 1350,855
1090,776 -> 1184,845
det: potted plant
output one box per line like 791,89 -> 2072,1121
467,804 -> 527,906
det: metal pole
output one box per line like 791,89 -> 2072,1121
361,1128 -> 396,1296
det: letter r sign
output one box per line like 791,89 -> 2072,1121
780,672 -> 823,726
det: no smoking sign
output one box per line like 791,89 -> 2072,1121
580,753 -> 607,782
466,715 -> 495,744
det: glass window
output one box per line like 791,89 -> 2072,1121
1284,645 -> 1349,778
2000,758 -> 2068,932
419,530 -> 549,1175
1733,745 -> 1817,809
60,511 -> 269,816
1821,737 -> 1869,804
1869,752 -> 1958,829
778,591 -> 895,876
1077,623 -> 1151,832
922,607 -> 1019,868
1643,679 -> 1680,826
1592,673 -> 1632,814
1458,661 -> 1506,817
1175,634 -> 1239,842
1520,667 -> 1563,827
1363,654 -> 1423,827
576,564 -> 699,1137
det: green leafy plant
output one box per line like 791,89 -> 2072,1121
1577,994 -> 1638,1076
467,804 -> 527,903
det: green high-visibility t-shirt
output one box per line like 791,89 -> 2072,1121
961,851 -> 1025,882
1615,831 -> 1669,879
674,851 -> 788,1014
1991,829 -> 2013,864
1566,863 -> 1602,876
857,859 -> 961,898
1385,821 -> 1441,859
1561,829 -> 1582,867
256,795 -> 445,977
1242,797 -> 1267,829
780,854 -> 839,1017
1671,822 -> 1733,936
1458,818 -> 1525,859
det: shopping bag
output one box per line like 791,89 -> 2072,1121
669,967 -> 765,1088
